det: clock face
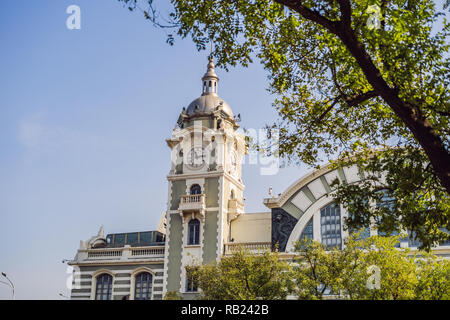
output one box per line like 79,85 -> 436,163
187,147 -> 206,168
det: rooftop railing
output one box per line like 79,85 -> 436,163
77,245 -> 165,262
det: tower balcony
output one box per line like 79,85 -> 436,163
179,194 -> 206,217
228,198 -> 244,222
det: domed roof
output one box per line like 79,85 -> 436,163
185,58 -> 233,118
186,94 -> 233,117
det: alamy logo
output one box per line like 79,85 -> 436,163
366,5 -> 381,30
169,121 -> 280,176
66,5 -> 81,30
366,265 -> 381,290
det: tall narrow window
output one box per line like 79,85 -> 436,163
185,269 -> 198,292
320,203 -> 342,249
300,217 -> 314,241
95,274 -> 113,300
190,184 -> 201,195
188,219 -> 200,245
134,272 -> 153,300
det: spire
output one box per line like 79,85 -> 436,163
201,58 -> 219,96
97,225 -> 104,237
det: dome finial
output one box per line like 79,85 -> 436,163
202,56 -> 219,96
185,57 -> 233,118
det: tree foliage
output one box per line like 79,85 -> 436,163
293,235 -> 421,299
333,147 -> 450,250
118,0 -> 450,248
414,251 -> 450,299
295,234 -> 450,299
163,291 -> 183,300
189,250 -> 294,300
189,235 -> 449,300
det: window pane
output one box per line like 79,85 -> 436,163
320,203 -> 342,249
300,217 -> 314,241
95,274 -> 112,300
139,232 -> 151,244
135,272 -> 152,300
186,274 -> 198,292
114,234 -> 125,246
188,219 -> 200,245
126,233 -> 139,245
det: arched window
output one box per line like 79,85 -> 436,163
299,217 -> 314,241
320,203 -> 342,249
230,189 -> 235,199
134,272 -> 153,300
188,219 -> 200,245
190,184 -> 201,195
95,273 -> 113,300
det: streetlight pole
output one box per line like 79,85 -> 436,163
1,272 -> 15,300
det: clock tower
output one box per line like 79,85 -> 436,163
163,58 -> 247,298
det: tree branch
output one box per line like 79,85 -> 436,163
337,0 -> 352,26
328,50 -> 379,107
275,0 -> 339,33
276,0 -> 450,194
346,90 -> 378,107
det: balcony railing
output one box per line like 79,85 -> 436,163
87,249 -> 122,259
179,194 -> 206,213
131,247 -> 165,257
77,245 -> 165,262
224,242 -> 272,255
181,194 -> 204,203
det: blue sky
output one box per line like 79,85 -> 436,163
0,0 -> 308,299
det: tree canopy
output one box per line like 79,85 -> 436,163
189,250 -> 294,300
118,0 -> 450,248
190,236 -> 450,300
293,235 -> 450,299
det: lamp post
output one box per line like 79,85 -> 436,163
1,272 -> 15,300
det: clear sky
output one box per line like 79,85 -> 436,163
0,0 -> 309,299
